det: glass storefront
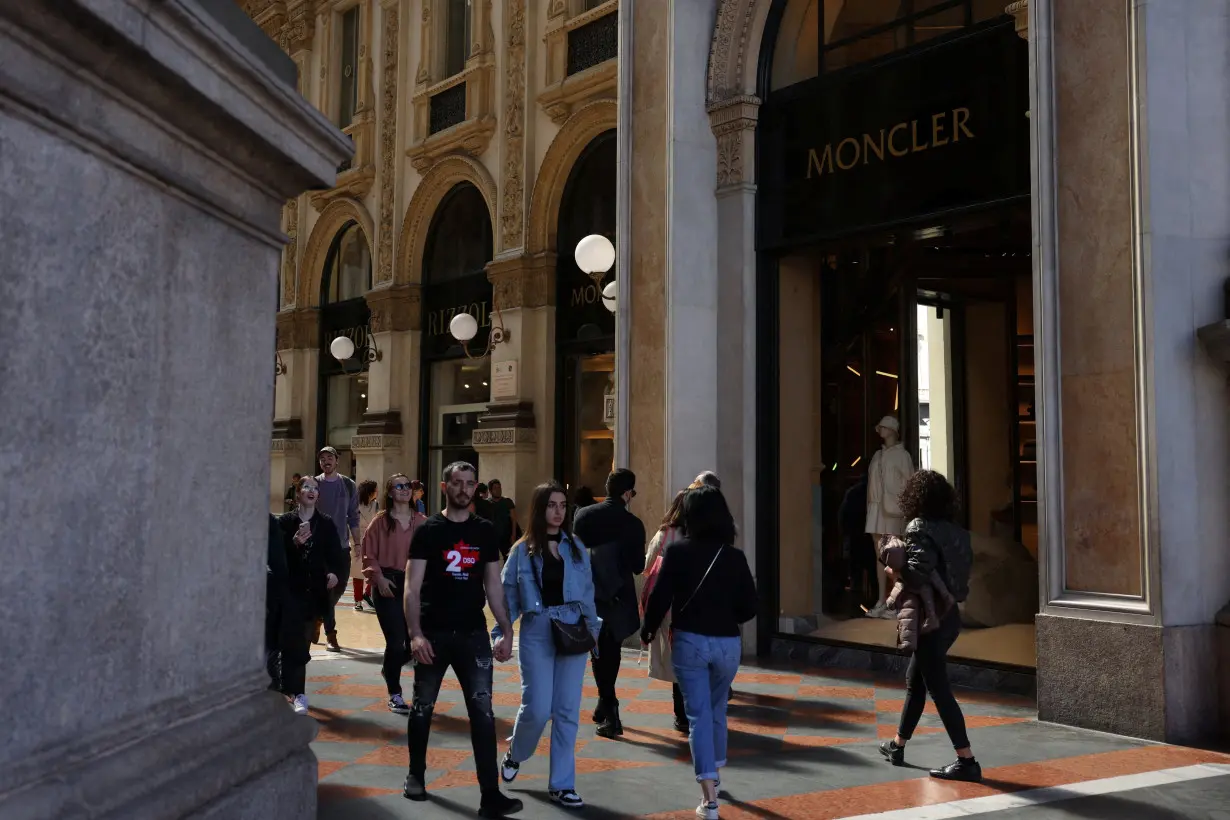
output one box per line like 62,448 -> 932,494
759,9 -> 1037,668
425,358 -> 490,505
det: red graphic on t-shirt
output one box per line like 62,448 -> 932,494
443,539 -> 481,579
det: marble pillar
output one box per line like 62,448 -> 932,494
0,1 -> 350,817
354,284 -> 423,486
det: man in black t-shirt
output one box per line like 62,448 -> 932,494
402,461 -> 521,818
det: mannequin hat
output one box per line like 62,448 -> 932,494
875,415 -> 900,434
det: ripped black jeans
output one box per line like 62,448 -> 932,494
407,628 -> 498,791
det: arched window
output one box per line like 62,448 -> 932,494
322,222 -> 371,304
424,184 -> 493,284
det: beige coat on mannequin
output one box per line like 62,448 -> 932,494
865,442 -> 915,536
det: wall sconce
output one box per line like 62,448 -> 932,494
330,331 -> 382,374
449,305 -> 510,360
274,351 -> 288,377
575,234 -> 615,290
601,280 -> 616,314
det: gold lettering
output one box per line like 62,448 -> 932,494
888,123 -> 909,157
807,145 -> 835,178
931,112 -> 948,147
953,107 -> 974,140
911,119 -> 927,152
836,137 -> 860,170
863,130 -> 885,164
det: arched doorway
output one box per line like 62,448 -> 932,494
554,130 -> 616,499
317,221 -> 373,477
418,182 -> 494,497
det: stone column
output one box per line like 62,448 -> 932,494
272,308 -> 320,510
0,2 -> 350,818
354,284 -> 423,486
1032,0 -> 1230,745
475,254 -> 556,518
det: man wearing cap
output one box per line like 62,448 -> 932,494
865,415 -> 915,619
315,446 -> 360,650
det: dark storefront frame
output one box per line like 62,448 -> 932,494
753,5 -> 1032,666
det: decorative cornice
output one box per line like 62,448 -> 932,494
366,284 -> 422,332
706,0 -> 759,107
351,434 -> 403,453
1005,1 -> 1029,41
376,4 -> 399,284
272,417 -> 304,440
356,410 -> 403,436
486,254 -> 554,310
472,427 -> 537,448
275,307 -> 320,350
500,0 -> 528,252
270,437 -> 303,453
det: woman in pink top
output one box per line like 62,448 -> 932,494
362,473 -> 426,714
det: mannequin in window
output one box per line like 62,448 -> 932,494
865,415 -> 915,619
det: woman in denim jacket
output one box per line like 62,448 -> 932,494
493,482 -> 601,809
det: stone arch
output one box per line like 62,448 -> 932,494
396,155 -> 497,286
526,98 -> 618,256
300,197 -> 376,308
707,0 -> 778,107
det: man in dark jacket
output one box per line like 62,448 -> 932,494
572,468 -> 646,739
265,514 -> 290,692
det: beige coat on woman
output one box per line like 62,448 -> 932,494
643,525 -> 683,682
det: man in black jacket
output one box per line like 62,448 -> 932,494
572,468 -> 646,739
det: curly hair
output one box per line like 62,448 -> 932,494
898,469 -> 958,522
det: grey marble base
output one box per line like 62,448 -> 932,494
771,636 -> 1038,697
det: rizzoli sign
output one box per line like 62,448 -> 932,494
758,21 -> 1029,248
806,108 -> 975,178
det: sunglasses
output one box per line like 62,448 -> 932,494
393,483 -> 412,491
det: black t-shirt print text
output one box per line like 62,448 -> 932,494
409,513 -> 500,631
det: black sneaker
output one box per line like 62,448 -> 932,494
674,716 -> 690,735
500,751 -> 519,783
402,772 -> 427,801
549,789 -> 584,808
930,757 -> 982,783
477,790 -> 523,818
878,740 -> 904,766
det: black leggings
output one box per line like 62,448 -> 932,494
897,608 -> 970,750
372,570 -> 409,695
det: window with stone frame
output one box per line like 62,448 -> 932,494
443,0 -> 472,78
337,5 -> 360,128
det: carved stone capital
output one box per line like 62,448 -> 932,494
708,96 -> 759,190
272,417 -> 304,440
351,433 -> 404,453
474,401 -> 537,450
366,284 -> 422,333
276,307 -> 320,350
486,254 -> 555,310
1006,1 -> 1029,41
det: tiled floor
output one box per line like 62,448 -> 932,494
305,605 -> 1230,819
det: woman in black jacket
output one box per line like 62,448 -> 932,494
641,486 -> 756,820
878,469 -> 980,782
276,476 -> 346,715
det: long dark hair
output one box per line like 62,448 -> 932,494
659,490 -> 687,533
680,485 -> 738,545
519,482 -> 581,561
898,469 -> 958,522
377,473 -> 412,532
358,479 -> 379,506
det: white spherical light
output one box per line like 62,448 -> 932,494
574,234 -> 615,275
329,335 -> 355,361
449,312 -> 479,342
601,280 -> 617,313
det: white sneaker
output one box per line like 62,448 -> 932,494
291,694 -> 309,716
388,694 -> 409,715
500,751 -> 520,783
549,789 -> 583,808
866,603 -> 887,618
696,799 -> 719,819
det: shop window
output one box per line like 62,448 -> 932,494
425,358 -> 490,505
324,223 -> 371,304
338,5 -> 360,128
444,0 -> 472,78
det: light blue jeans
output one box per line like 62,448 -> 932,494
508,606 -> 590,791
672,630 -> 741,783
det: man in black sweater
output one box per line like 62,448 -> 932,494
572,468 -> 646,739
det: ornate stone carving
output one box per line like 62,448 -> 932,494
300,198 -> 376,305
285,0 -> 316,54
397,155 -> 497,284
276,307 -> 321,350
416,4 -> 431,84
366,284 -> 422,332
539,3 -> 617,124
376,3 -> 399,284
472,427 -> 537,447
486,255 -> 554,310
281,197 -> 299,306
548,0 -> 567,17
270,437 -> 303,453
1006,1 -> 1029,40
527,98 -> 617,254
500,0 -> 527,252
707,0 -> 758,108
351,434 -> 404,452
708,94 -> 759,189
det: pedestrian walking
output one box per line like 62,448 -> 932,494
411,479 -> 427,515
265,513 -> 290,692
275,476 -> 346,715
878,469 -> 981,783
642,485 -> 757,820
641,490 -> 689,732
314,446 -> 360,651
361,474 -> 425,715
353,479 -> 379,611
573,468 -> 646,738
488,479 -> 518,559
284,473 -> 301,511
496,482 -> 601,809
402,461 -> 522,818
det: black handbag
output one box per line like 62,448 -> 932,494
528,541 -> 596,656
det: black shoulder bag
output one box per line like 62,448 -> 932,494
528,540 -> 596,656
